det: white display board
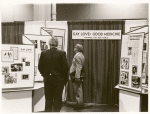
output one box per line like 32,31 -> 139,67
119,33 -> 144,91
22,34 -> 52,81
127,26 -> 149,90
1,44 -> 35,89
41,27 -> 65,50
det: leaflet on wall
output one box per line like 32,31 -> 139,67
2,44 -> 34,89
119,33 -> 144,91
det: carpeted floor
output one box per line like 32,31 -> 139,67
60,102 -> 119,112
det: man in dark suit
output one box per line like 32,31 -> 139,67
38,37 -> 68,112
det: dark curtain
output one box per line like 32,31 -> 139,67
67,21 -> 125,105
2,22 -> 24,44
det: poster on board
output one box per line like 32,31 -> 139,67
119,33 -> 144,91
2,44 -> 35,89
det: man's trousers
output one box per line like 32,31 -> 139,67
44,75 -> 64,112
73,81 -> 84,107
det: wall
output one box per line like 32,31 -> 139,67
56,3 -> 149,20
1,4 -> 34,22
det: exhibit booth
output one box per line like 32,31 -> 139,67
1,20 -> 149,113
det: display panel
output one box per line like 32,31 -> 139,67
119,33 -> 144,91
2,44 -> 35,89
22,35 -> 51,81
128,26 -> 149,91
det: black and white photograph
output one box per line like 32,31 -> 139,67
34,66 -> 37,76
31,40 -> 38,48
4,73 -> 17,84
2,67 -> 9,75
21,57 -> 26,62
25,61 -> 30,66
22,74 -> 29,80
132,65 -> 138,75
2,50 -> 14,62
40,40 -> 48,51
11,63 -> 23,72
131,76 -> 140,88
120,71 -> 129,86
1,2 -> 149,113
143,43 -> 146,51
120,58 -> 129,69
10,47 -> 18,60
128,47 -> 132,55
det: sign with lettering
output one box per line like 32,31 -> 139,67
72,30 -> 121,40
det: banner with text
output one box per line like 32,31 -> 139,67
72,30 -> 121,40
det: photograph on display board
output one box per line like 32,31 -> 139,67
132,65 -> 138,75
34,66 -> 37,76
25,61 -> 30,66
11,63 -> 23,72
143,43 -> 147,51
31,40 -> 38,48
22,74 -> 29,80
21,57 -> 26,62
4,73 -> 17,84
120,58 -> 129,69
131,76 -> 140,88
10,47 -> 18,60
40,40 -> 48,51
2,50 -> 14,62
142,63 -> 146,73
120,71 -> 129,86
2,67 -> 9,75
128,47 -> 132,55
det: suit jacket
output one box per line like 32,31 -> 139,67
38,47 -> 68,83
70,52 -> 85,79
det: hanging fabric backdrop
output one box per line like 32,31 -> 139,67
2,22 -> 24,44
67,21 -> 125,105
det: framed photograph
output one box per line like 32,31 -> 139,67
132,65 -> 138,75
120,71 -> 129,86
40,40 -> 48,51
11,63 -> 23,72
31,40 -> 38,48
128,47 -> 132,55
10,47 -> 18,60
131,76 -> 140,88
120,58 -> 129,69
21,57 -> 26,62
2,50 -> 14,62
25,61 -> 30,66
22,74 -> 29,80
4,73 -> 17,84
2,67 -> 9,75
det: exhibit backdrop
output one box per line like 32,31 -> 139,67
22,35 -> 54,81
2,44 -> 35,89
120,33 -> 144,91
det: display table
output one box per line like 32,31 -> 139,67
2,82 -> 45,113
115,85 -> 148,112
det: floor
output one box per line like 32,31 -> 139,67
36,102 -> 119,112
60,102 -> 119,112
